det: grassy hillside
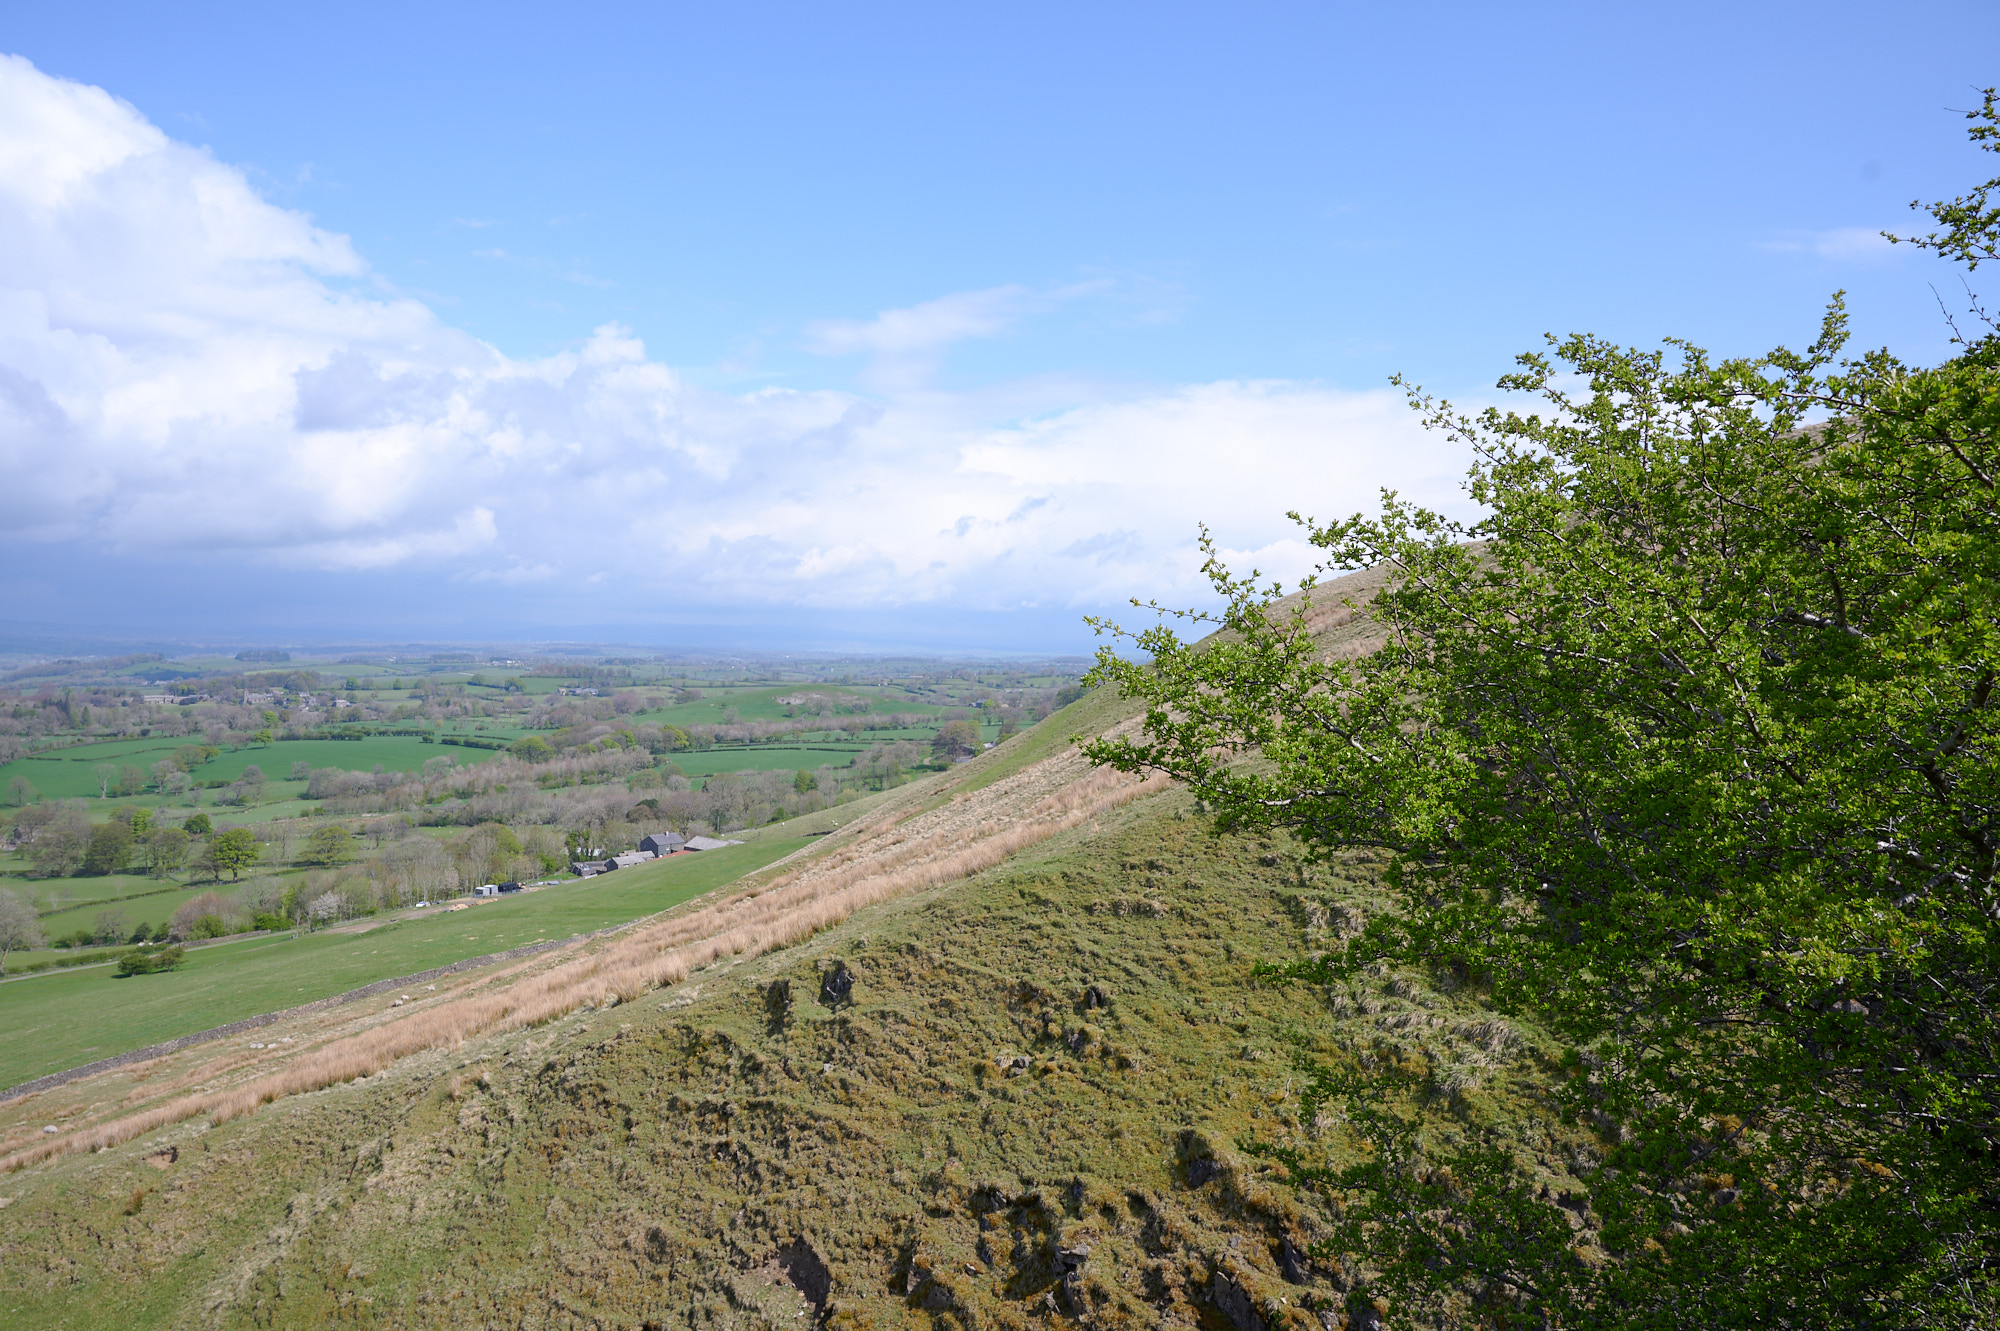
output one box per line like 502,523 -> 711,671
0,587 -> 1577,1329
0,840 -> 808,1090
0,698 -> 1581,1331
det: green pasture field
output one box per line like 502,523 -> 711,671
191,795 -> 321,823
796,725 -> 953,742
0,735 -> 501,802
439,721 -> 531,741
0,790 -> 316,823
3,732 -> 192,769
95,791 -> 319,822
667,719 -> 1004,781
5,865 -> 161,915
636,684 -> 957,728
673,744 -> 872,779
199,738 -> 498,782
13,883 -> 223,956
499,677 -> 568,695
7,843 -> 325,950
0,838 -> 809,1090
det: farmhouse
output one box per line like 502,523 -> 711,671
640,832 -> 685,855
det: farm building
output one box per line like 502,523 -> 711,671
640,832 -> 685,855
601,850 -> 654,871
683,836 -> 744,852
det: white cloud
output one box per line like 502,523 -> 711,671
1759,226 -> 1897,261
0,54 -> 1464,622
804,285 -> 1030,357
801,281 -> 1120,394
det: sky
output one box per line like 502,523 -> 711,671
0,1 -> 1996,653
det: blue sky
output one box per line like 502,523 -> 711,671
1,2 -> 1996,652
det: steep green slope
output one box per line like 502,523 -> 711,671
0,783 -> 1578,1330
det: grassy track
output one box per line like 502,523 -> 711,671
0,838 -> 809,1089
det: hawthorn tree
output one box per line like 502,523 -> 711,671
301,825 -> 357,868
204,827 -> 262,881
930,719 -> 980,761
81,821 -> 134,876
1086,95 -> 2000,1330
145,826 -> 188,878
27,807 -> 91,878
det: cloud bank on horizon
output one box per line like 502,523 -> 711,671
0,54 -> 1463,634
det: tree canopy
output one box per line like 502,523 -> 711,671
1086,93 -> 2000,1328
0,889 -> 44,974
301,824 -> 357,868
203,827 -> 262,881
931,719 -> 981,761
